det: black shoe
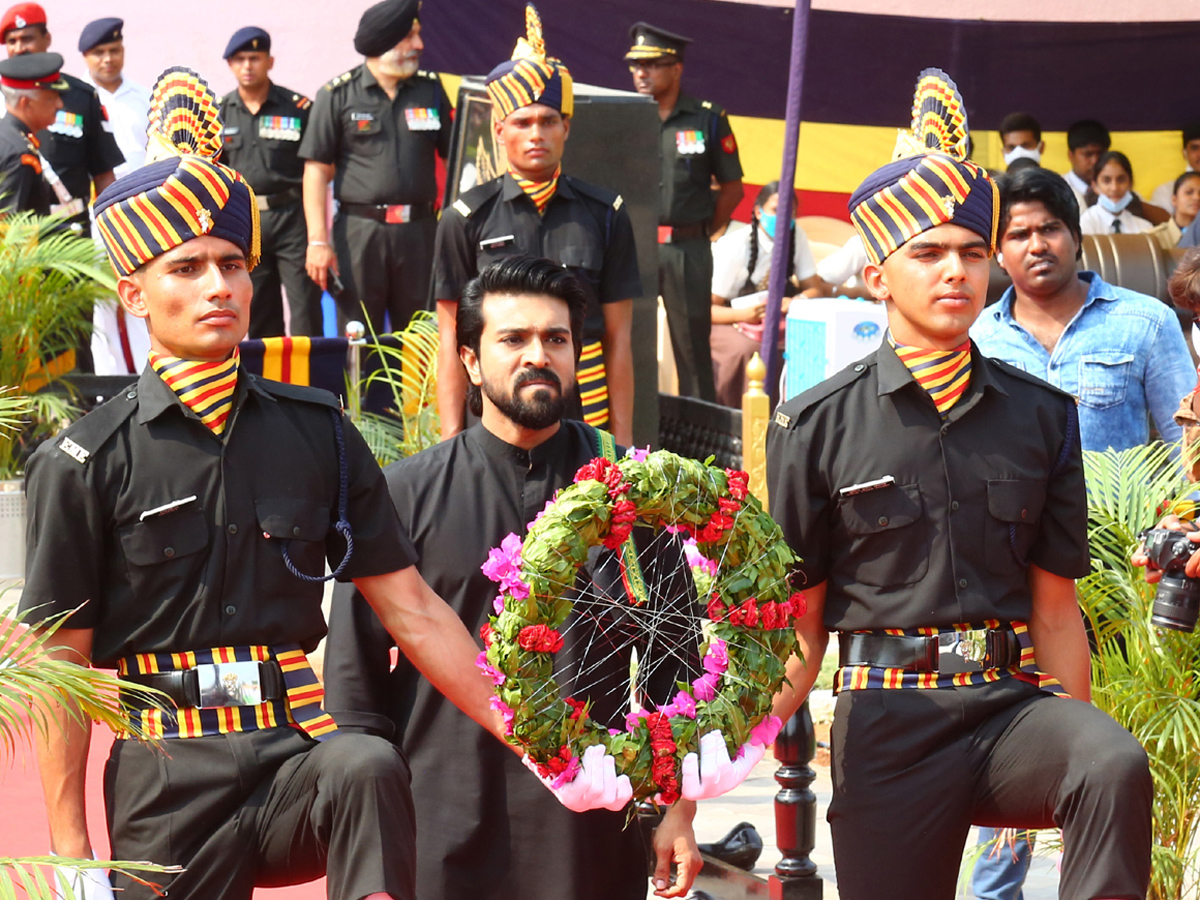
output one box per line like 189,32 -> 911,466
697,821 -> 763,870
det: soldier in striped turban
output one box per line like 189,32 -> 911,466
766,69 -> 1152,900
23,66 -> 631,900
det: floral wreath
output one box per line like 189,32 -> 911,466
478,448 -> 805,804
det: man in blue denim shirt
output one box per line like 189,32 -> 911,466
973,166 -> 1192,455
970,165 -> 1191,900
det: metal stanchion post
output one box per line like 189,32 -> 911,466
345,320 -> 366,423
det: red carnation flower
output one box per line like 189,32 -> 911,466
518,624 -> 564,653
565,697 -> 588,721
760,600 -> 780,629
725,469 -> 749,501
574,457 -> 630,497
706,595 -> 726,622
737,598 -> 759,628
603,499 -> 638,549
789,591 -> 808,619
479,622 -> 494,647
718,496 -> 741,516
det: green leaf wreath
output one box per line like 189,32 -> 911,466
478,449 -> 804,803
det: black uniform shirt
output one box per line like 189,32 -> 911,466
0,113 -> 51,214
433,172 -> 641,341
20,366 -> 415,666
323,420 -> 694,900
36,72 -> 124,204
219,83 -> 312,195
298,65 -> 450,206
766,340 -> 1089,632
659,92 -> 742,226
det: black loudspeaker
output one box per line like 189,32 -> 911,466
444,79 -> 662,445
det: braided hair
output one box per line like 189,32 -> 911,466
743,181 -> 797,296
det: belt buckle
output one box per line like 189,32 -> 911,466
195,660 -> 264,708
942,628 -> 990,666
385,203 -> 412,224
657,225 -> 673,244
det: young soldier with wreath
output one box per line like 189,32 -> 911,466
20,70 -> 625,900
766,70 -> 1153,900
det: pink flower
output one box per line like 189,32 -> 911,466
608,728 -> 621,736
682,538 -> 718,577
750,714 -> 782,746
625,445 -> 651,462
532,497 -> 557,525
703,638 -> 729,676
625,709 -> 652,732
671,690 -> 697,719
475,651 -> 506,686
481,533 -> 530,600
493,594 -> 505,615
489,696 -> 514,735
692,672 -> 719,702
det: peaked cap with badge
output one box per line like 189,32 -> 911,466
848,68 -> 998,267
625,22 -> 690,62
0,1 -> 44,38
93,66 -> 260,276
0,50 -> 66,90
486,4 -> 573,120
223,25 -> 270,59
78,16 -> 123,53
353,0 -> 419,57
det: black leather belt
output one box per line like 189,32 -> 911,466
256,186 -> 302,211
340,201 -> 436,222
839,628 -> 1020,673
121,660 -> 286,709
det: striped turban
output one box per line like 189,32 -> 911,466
486,4 -> 573,120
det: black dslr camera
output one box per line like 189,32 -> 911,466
1140,528 -> 1200,632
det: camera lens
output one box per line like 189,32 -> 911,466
1151,574 -> 1200,633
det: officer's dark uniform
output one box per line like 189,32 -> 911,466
0,52 -> 63,214
434,173 -> 640,424
626,23 -> 742,402
34,71 -> 123,229
220,28 -> 324,338
299,64 -> 450,333
21,367 -> 419,900
767,342 -> 1153,900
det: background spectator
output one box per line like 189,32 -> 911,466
999,111 -> 1043,169
1062,118 -> 1110,207
1151,171 -> 1200,249
1080,151 -> 1153,234
1150,121 -> 1200,211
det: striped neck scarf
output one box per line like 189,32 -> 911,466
889,333 -> 971,417
511,165 -> 560,215
149,348 -> 240,436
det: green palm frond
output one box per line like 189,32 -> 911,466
0,856 -> 180,900
1078,443 -> 1200,900
351,310 -> 441,464
0,388 -> 31,436
0,600 -> 164,759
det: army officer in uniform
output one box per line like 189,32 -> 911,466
301,0 -> 451,335
220,26 -> 324,338
0,51 -> 64,215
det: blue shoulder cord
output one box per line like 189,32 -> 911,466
280,409 -> 354,582
1010,402 -> 1078,566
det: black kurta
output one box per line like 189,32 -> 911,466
324,420 -> 698,900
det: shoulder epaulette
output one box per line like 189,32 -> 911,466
416,69 -> 439,81
50,386 -> 139,464
701,100 -> 712,109
452,178 -> 504,219
989,358 -> 1078,403
564,175 -> 621,210
292,92 -> 312,110
253,375 -> 341,410
324,69 -> 357,92
772,359 -> 873,428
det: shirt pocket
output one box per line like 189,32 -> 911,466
1077,352 -> 1134,410
985,479 -> 1046,573
256,498 -> 331,579
555,241 -> 604,293
119,507 -> 209,566
836,482 -> 929,587
346,116 -> 385,156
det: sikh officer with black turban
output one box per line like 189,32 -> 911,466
300,0 -> 451,336
766,69 -> 1153,900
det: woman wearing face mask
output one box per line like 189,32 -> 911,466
1080,151 -> 1154,235
708,181 -> 830,407
1151,171 -> 1200,248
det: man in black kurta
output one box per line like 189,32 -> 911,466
324,255 -> 703,900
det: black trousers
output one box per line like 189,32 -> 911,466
658,237 -> 715,402
249,203 -> 326,339
332,213 -> 436,336
104,728 -> 416,900
828,678 -> 1152,900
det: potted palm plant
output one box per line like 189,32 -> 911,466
0,211 -> 115,579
